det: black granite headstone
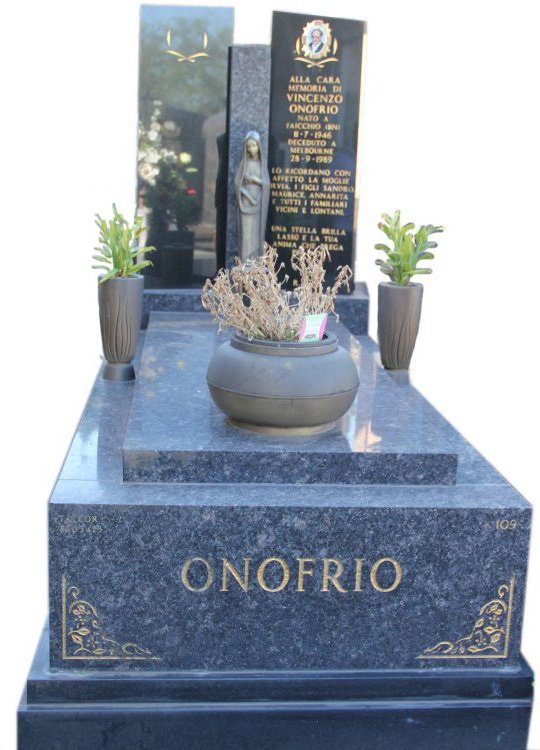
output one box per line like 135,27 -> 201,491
136,5 -> 234,288
267,12 -> 365,290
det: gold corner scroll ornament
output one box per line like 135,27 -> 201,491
164,29 -> 209,63
418,577 -> 515,660
61,575 -> 158,661
294,20 -> 339,69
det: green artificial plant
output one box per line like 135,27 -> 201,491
375,210 -> 444,285
92,204 -> 155,284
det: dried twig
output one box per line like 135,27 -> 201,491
201,245 -> 352,341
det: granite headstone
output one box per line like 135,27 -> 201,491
266,11 -> 366,289
136,5 -> 234,288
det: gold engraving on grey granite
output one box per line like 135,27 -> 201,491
418,577 -> 515,660
61,575 -> 158,660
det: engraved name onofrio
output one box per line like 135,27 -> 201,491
180,557 -> 403,594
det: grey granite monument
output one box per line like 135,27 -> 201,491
16,10 -> 534,750
40,312 -> 529,675
18,307 -> 534,749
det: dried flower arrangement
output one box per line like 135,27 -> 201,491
201,245 -> 352,341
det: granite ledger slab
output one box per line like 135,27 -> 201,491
47,312 -> 531,672
122,313 -> 458,484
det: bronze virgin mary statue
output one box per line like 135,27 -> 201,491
233,131 -> 271,261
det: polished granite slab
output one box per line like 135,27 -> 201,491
19,630 -> 534,750
47,312 -> 532,672
49,493 -> 530,671
122,313 -> 459,484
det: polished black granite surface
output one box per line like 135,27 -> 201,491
136,6 -> 234,288
122,313 -> 459,484
19,630 -> 533,750
267,12 -> 365,289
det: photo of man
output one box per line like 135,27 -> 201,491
308,27 -> 325,55
299,20 -> 333,60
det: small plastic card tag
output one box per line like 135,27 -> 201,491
299,313 -> 328,342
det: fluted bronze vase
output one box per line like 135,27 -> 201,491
378,282 -> 423,371
98,276 -> 144,381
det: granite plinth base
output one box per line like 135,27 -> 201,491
19,632 -> 533,750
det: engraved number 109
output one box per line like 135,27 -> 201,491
496,518 -> 518,530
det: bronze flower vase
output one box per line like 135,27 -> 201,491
377,282 -> 423,370
98,276 -> 144,381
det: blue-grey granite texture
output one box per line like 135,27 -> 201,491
49,499 -> 530,671
19,630 -> 533,750
47,312 -> 532,672
123,313 -> 458,485
226,45 -> 271,267
334,285 -> 370,336
142,288 -> 205,328
42,310 -> 533,676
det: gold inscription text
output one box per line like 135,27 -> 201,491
257,558 -> 291,592
370,558 -> 403,593
181,557 -> 214,592
179,557 -> 404,594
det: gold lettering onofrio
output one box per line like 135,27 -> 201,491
296,558 -> 316,591
178,557 -> 404,594
354,558 -> 365,592
322,558 -> 347,593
